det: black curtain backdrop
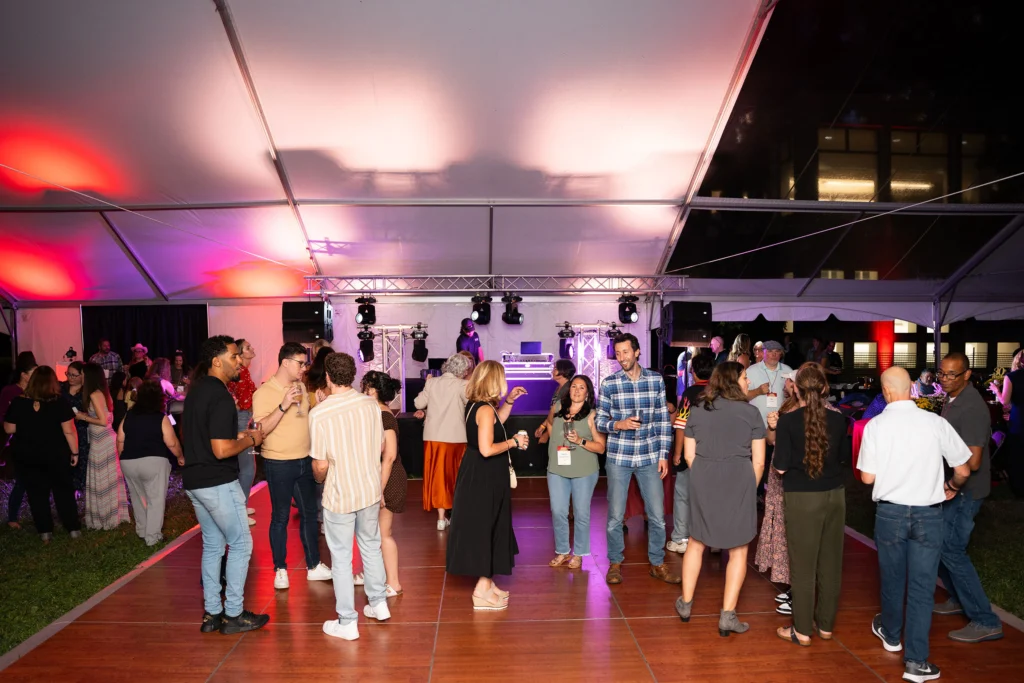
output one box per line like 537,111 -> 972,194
81,305 -> 208,369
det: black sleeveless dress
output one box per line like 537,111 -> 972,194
445,402 -> 519,578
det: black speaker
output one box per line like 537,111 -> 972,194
661,301 -> 712,346
283,301 -> 334,343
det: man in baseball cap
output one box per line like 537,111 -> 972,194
744,340 -> 792,428
456,318 -> 483,363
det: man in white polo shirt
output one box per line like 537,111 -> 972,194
744,340 -> 792,428
857,366 -> 972,683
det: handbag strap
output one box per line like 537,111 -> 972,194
466,401 -> 513,467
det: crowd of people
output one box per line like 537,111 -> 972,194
2,329 -> 1019,682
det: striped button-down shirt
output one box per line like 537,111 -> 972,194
309,389 -> 383,514
596,367 -> 672,467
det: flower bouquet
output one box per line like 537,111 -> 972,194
914,396 -> 945,415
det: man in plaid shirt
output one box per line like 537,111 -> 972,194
88,338 -> 123,376
596,333 -> 680,586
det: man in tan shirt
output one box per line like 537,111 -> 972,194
252,342 -> 332,591
311,352 -> 389,641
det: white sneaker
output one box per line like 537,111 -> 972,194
437,519 -> 449,531
666,539 -> 689,554
307,563 -> 332,581
363,601 -> 392,621
247,517 -> 256,526
353,573 -> 365,586
246,507 -> 256,515
323,619 -> 359,640
274,568 -> 290,590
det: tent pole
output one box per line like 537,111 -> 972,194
99,212 -> 168,301
932,298 -> 943,369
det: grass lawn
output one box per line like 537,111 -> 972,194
843,469 -> 1024,620
0,474 -> 198,657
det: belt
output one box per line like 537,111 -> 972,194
879,500 -> 942,509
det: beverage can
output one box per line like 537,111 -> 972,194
516,430 -> 528,449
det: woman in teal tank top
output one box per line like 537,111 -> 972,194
547,375 -> 606,569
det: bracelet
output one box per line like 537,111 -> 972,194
278,404 -> 286,412
946,480 -> 960,491
249,434 -> 257,447
505,399 -> 514,406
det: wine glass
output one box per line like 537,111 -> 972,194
633,409 -> 644,439
562,418 -> 576,451
293,382 -> 305,417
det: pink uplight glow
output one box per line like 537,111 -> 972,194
0,241 -> 79,299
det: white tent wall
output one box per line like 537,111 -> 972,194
16,308 -> 82,368
207,302 -> 284,385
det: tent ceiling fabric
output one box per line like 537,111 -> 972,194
0,0 -> 766,302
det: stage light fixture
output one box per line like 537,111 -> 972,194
471,295 -> 492,325
355,296 -> 377,325
411,324 -> 429,362
501,294 -> 523,325
357,326 -> 375,362
618,295 -> 639,324
558,323 -> 576,360
605,324 -> 622,360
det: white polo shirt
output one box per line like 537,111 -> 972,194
746,360 -> 791,427
857,400 -> 971,506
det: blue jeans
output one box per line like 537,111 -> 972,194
547,471 -> 599,556
265,457 -> 321,570
671,469 -> 691,543
323,504 -> 387,625
236,410 -> 255,503
938,491 -> 1000,628
875,502 -> 943,665
606,461 -> 666,566
186,481 -> 253,618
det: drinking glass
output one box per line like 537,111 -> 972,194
633,409 -> 644,438
293,382 -> 305,416
562,419 -> 576,451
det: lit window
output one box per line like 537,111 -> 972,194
965,343 -> 989,368
853,342 -> 877,369
894,319 -> 917,334
925,325 -> 950,334
997,342 -> 1021,367
820,270 -> 845,279
833,342 -> 844,356
854,270 -> 878,280
925,342 -> 950,361
784,321 -> 795,333
894,342 -> 917,369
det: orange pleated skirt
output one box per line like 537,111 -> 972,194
422,441 -> 467,511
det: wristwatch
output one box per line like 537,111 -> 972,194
581,438 -> 587,448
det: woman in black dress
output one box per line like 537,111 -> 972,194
361,370 -> 408,596
446,360 -> 528,610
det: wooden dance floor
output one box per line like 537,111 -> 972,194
2,479 -> 1020,682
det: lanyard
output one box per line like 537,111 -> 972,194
764,363 -> 780,393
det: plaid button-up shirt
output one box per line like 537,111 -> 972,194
89,351 -> 123,374
596,367 -> 672,467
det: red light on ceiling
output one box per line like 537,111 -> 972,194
0,126 -> 122,195
0,245 -> 78,299
209,262 -> 306,298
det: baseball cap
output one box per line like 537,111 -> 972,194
461,318 -> 475,332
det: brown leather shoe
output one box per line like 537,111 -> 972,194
606,563 -> 623,585
650,563 -> 681,584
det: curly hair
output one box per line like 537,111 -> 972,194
360,370 -> 403,403
324,352 -> 357,388
702,361 -> 748,410
794,363 -> 830,479
441,352 -> 473,379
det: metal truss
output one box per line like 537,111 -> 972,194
556,322 -> 622,394
305,275 -> 688,295
357,324 -> 428,413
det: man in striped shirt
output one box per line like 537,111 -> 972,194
596,333 -> 679,586
310,352 -> 390,641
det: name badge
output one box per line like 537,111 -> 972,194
557,447 -> 571,466
766,393 -> 779,408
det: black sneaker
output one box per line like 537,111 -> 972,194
220,610 -> 270,635
903,661 -> 941,682
200,612 -> 224,633
871,613 -> 902,652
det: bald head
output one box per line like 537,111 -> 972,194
881,366 -> 912,403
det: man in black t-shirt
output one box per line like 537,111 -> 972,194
666,352 -> 714,554
455,318 -> 483,363
182,335 -> 268,636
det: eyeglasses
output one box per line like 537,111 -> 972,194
66,372 -> 81,379
935,370 -> 966,380
284,358 -> 310,368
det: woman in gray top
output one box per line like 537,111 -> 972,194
547,375 -> 606,570
676,362 -> 767,637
